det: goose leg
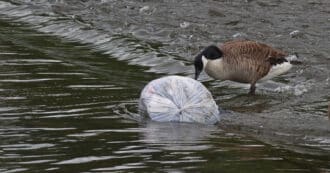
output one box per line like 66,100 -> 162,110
249,83 -> 256,95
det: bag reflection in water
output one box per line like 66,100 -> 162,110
139,76 -> 220,124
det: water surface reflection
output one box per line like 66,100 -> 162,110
0,0 -> 329,172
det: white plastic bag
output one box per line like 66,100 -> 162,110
139,76 -> 220,124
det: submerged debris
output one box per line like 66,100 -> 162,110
139,5 -> 154,15
180,21 -> 190,29
232,32 -> 248,39
290,30 -> 303,38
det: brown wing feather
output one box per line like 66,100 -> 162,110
221,40 -> 287,60
220,40 -> 287,82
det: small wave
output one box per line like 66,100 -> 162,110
91,163 -> 146,172
53,156 -> 115,165
1,143 -> 55,151
0,1 -> 192,75
0,78 -> 63,82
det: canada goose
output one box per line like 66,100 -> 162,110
194,40 -> 295,94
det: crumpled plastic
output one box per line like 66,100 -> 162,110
139,76 -> 220,124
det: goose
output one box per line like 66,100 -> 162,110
194,40 -> 296,94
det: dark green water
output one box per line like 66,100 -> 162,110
0,0 -> 329,172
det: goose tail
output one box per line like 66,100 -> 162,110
260,53 -> 300,82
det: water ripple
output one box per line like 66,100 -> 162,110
0,78 -> 63,82
0,1 -> 329,172
0,1 -> 192,75
1,168 -> 29,173
1,143 -> 55,151
91,163 -> 146,172
53,156 -> 116,165
67,84 -> 124,90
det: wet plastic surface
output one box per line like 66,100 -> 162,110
139,76 -> 220,124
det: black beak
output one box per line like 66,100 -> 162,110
194,54 -> 203,80
195,69 -> 201,80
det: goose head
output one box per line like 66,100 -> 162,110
194,45 -> 223,80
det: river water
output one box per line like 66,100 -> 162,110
0,0 -> 329,172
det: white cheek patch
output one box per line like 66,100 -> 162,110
201,56 -> 208,69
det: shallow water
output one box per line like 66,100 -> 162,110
0,0 -> 329,172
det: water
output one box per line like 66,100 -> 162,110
0,0 -> 329,172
